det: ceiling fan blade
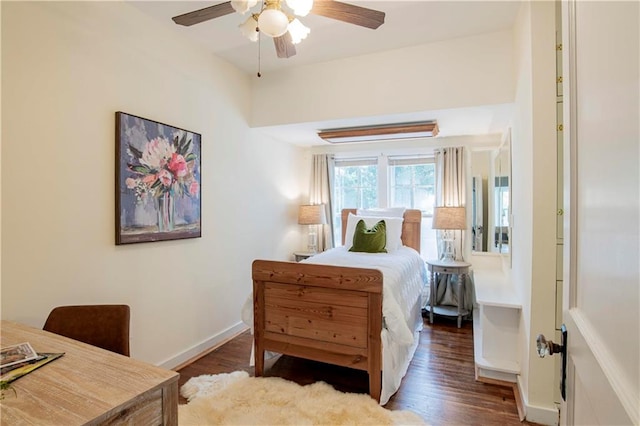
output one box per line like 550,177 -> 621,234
311,0 -> 385,30
274,33 -> 296,59
172,2 -> 235,27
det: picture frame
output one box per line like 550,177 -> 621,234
116,112 -> 201,244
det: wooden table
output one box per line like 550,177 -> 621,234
425,259 -> 472,328
0,320 -> 178,425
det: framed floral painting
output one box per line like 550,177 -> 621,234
116,112 -> 201,244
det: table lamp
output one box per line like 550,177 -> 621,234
432,206 -> 467,262
298,204 -> 327,253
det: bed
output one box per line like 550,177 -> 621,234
251,208 -> 426,404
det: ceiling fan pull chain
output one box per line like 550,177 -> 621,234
257,0 -> 264,77
257,29 -> 262,77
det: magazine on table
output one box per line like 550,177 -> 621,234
1,342 -> 39,368
1,343 -> 65,385
1,353 -> 64,384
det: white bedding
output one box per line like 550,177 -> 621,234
242,246 -> 427,405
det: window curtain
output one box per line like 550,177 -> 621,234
435,146 -> 466,259
310,154 -> 334,251
434,147 -> 474,310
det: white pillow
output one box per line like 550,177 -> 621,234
344,213 -> 404,251
356,207 -> 406,218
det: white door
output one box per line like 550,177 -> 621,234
561,1 -> 639,424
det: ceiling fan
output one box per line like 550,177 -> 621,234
172,0 -> 386,60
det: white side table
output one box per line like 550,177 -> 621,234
294,251 -> 316,262
426,259 -> 472,328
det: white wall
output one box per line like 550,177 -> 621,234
251,31 -> 515,127
512,2 -> 559,423
470,150 -> 492,179
1,1 -> 307,367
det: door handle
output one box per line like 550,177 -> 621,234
536,324 -> 568,400
536,333 -> 562,357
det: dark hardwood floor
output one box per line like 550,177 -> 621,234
176,315 -> 534,425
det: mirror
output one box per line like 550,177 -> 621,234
493,132 -> 511,254
471,175 -> 487,251
470,151 -> 490,252
470,131 -> 511,255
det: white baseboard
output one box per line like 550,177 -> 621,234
476,366 -> 518,383
157,321 -> 249,370
516,375 -> 560,425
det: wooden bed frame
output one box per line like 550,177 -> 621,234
252,209 -> 422,401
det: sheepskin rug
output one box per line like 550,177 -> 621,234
179,371 -> 426,425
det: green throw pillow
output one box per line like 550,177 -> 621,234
349,220 -> 387,253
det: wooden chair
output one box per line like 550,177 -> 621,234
43,305 -> 130,356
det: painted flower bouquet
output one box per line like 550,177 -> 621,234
125,133 -> 199,231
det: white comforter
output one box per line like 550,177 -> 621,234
243,246 -> 427,404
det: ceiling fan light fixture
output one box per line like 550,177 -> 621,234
288,18 -> 310,44
230,0 -> 258,15
171,0 -> 386,61
258,8 -> 290,37
286,0 -> 314,16
239,15 -> 259,42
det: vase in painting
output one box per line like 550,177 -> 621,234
156,192 -> 175,232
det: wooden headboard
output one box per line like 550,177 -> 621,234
340,209 -> 422,253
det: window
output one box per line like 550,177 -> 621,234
331,155 -> 437,259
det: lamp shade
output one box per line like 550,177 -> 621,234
432,206 -> 466,230
298,204 -> 327,225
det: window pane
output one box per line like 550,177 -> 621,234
362,188 -> 378,209
391,187 -> 412,207
389,162 -> 435,212
414,187 -> 435,214
342,188 -> 359,210
361,166 -> 378,185
393,167 -> 412,185
338,168 -> 358,186
414,164 -> 435,186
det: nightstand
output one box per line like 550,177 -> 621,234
425,259 -> 472,328
293,252 -> 316,262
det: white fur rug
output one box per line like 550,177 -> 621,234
179,371 -> 426,425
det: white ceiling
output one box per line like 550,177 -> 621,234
129,1 -> 522,146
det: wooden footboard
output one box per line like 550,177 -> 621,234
252,260 -> 384,401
